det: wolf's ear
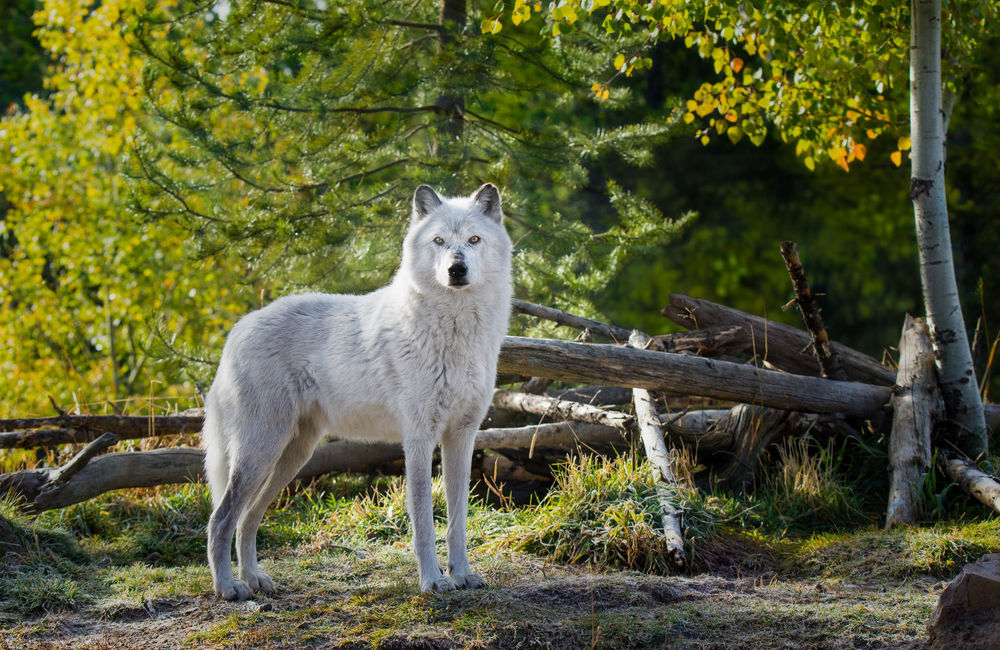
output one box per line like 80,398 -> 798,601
472,183 -> 502,223
413,185 -> 443,220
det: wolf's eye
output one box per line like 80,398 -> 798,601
468,235 -> 481,244
433,236 -> 445,245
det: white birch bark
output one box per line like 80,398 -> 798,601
910,0 -> 987,456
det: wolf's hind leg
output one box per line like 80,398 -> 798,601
207,456 -> 277,601
441,427 -> 484,589
236,423 -> 323,595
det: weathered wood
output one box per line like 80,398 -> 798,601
941,453 -> 1000,516
0,423 -> 625,513
709,404 -> 806,489
498,336 -> 892,418
512,299 -> 632,342
629,331 -> 686,566
662,294 -> 895,386
886,315 -> 937,529
0,414 -> 203,449
651,325 -> 752,357
779,241 -> 848,381
492,389 -> 632,430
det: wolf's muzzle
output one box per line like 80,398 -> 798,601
448,262 -> 468,286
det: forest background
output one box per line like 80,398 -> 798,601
1,0 -> 999,421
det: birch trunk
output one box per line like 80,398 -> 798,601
910,0 -> 987,456
629,331 -> 686,566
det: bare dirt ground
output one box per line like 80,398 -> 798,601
0,546 -> 940,649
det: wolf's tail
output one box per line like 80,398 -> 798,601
202,392 -> 229,510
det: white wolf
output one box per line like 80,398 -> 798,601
202,183 -> 512,601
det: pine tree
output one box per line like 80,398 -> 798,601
126,0 -> 693,319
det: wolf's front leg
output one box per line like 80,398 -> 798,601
403,435 -> 455,592
441,426 -> 485,589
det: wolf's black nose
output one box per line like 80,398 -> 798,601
448,262 -> 468,279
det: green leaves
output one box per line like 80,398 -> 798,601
485,0 -> 997,172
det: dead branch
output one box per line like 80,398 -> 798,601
662,294 -> 895,386
779,241 -> 848,380
492,389 -> 632,430
512,299 -> 632,343
498,336 -> 892,418
941,452 -> 1000,516
0,423 -> 625,513
0,414 -> 202,449
886,315 -> 938,529
629,331 -> 686,566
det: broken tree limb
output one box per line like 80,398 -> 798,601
492,389 -> 633,430
661,294 -> 895,386
779,241 -> 848,381
0,414 -> 203,449
47,432 -> 119,486
0,423 -> 625,513
512,299 -> 633,343
941,452 -> 1000,516
498,336 -> 892,418
886,315 -> 937,529
629,331 -> 686,566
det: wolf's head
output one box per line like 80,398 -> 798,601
399,183 -> 512,294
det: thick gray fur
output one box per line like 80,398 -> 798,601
203,183 -> 512,600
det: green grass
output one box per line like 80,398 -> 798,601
2,443 -> 998,647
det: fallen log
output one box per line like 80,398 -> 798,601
629,331 -> 686,566
498,336 -> 892,418
662,294 -> 895,386
886,316 -> 937,529
492,389 -> 633,430
0,422 -> 625,513
0,414 -> 203,449
941,453 -> 1000,516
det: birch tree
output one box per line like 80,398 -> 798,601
488,0 -> 994,456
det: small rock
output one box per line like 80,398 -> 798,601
927,553 -> 1000,650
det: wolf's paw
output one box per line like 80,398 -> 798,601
243,569 -> 276,595
421,575 -> 457,593
216,578 -> 253,602
451,572 -> 486,590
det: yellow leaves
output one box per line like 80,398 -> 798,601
726,125 -> 743,144
511,0 -> 531,26
897,136 -> 911,151
804,156 -> 816,171
481,15 -> 502,34
890,150 -> 903,167
852,143 -> 867,161
683,112 -> 695,124
614,54 -> 626,71
591,83 -> 610,100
